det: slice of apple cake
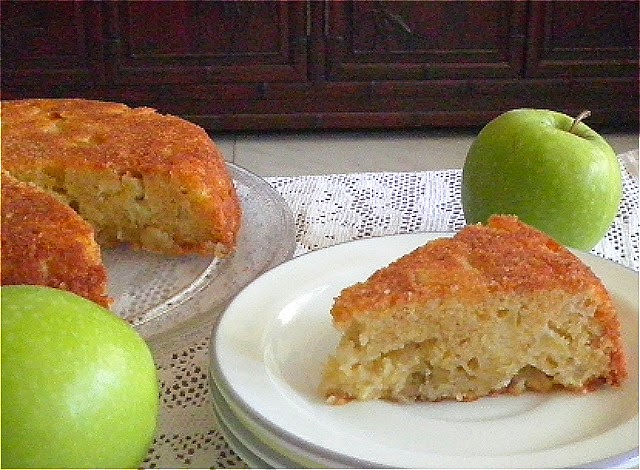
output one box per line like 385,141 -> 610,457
320,215 -> 627,403
1,171 -> 110,308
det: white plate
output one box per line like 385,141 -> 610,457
211,233 -> 639,468
211,394 -> 273,469
210,377 -> 303,469
211,371 -> 343,468
102,163 -> 295,341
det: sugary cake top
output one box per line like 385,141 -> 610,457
331,215 -> 609,327
1,171 -> 110,307
1,99 -> 227,182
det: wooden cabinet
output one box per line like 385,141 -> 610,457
2,1 -> 638,131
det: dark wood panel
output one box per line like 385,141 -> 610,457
185,78 -> 637,130
104,1 -> 309,84
325,1 -> 528,80
2,75 -> 636,131
526,0 -> 639,78
7,77 -> 623,130
1,1 -> 105,87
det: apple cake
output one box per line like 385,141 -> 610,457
1,98 -> 241,257
320,215 -> 627,403
1,171 -> 110,308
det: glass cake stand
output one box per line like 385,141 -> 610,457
102,163 -> 296,344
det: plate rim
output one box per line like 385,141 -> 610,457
211,232 -> 639,468
210,375 -> 317,469
211,395 -> 274,469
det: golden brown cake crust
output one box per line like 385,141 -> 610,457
2,99 -> 223,175
333,216 -> 615,326
1,171 -> 110,308
1,98 -> 241,255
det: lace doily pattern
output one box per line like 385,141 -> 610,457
144,166 -> 638,469
144,336 -> 247,469
592,167 -> 639,270
268,169 -> 639,270
267,170 -> 467,256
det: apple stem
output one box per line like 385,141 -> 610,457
570,110 -> 591,134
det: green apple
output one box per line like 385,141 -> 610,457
462,109 -> 622,250
1,285 -> 159,469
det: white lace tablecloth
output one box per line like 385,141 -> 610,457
143,157 -> 639,469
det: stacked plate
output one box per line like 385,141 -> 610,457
209,233 -> 639,468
